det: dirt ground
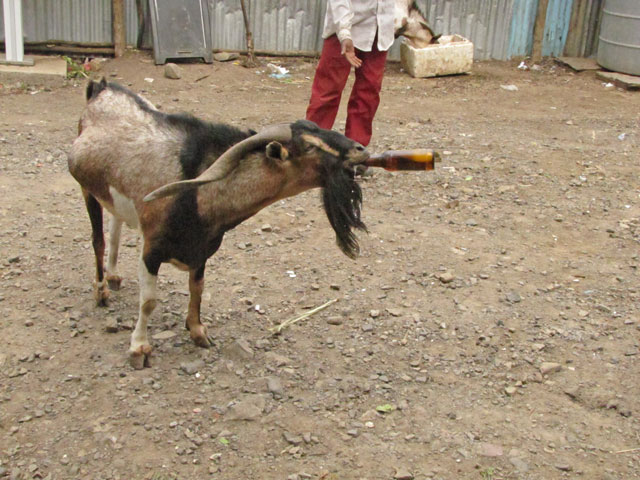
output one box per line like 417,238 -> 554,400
0,50 -> 639,480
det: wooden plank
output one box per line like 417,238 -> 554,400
22,45 -> 115,56
556,56 -> 600,71
596,71 -> 640,91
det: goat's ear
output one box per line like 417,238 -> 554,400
265,141 -> 289,164
395,18 -> 408,37
420,21 -> 436,37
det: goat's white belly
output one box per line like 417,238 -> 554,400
109,186 -> 140,230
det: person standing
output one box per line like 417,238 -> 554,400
306,0 -> 395,148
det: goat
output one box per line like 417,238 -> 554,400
394,0 -> 440,48
68,78 -> 369,368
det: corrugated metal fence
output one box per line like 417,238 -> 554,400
0,0 -> 148,46
416,0 -> 516,61
564,0 -> 603,57
0,0 -> 603,61
542,0 -> 575,56
209,0 -> 325,53
22,0 -> 111,44
507,0 -> 538,58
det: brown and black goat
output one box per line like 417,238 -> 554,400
394,0 -> 440,48
68,79 -> 369,368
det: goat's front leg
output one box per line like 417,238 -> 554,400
106,216 -> 123,290
129,253 -> 158,369
186,265 -> 214,348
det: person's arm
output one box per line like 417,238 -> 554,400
326,0 -> 362,68
327,0 -> 353,44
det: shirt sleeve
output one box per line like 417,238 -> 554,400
327,0 -> 354,43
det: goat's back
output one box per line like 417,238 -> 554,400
69,81 -> 186,201
69,80 -> 256,207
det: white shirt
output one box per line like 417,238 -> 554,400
322,0 -> 395,52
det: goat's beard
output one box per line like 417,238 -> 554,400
321,164 -> 367,259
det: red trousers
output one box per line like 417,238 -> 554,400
306,35 -> 387,147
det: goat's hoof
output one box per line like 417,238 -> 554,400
96,296 -> 109,307
107,275 -> 122,291
129,344 -> 152,369
190,326 -> 214,349
193,335 -> 215,349
95,287 -> 110,307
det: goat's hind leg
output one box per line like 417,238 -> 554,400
82,189 -> 109,306
106,216 -> 123,290
186,265 -> 215,348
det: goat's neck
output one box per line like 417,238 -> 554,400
196,163 -> 314,231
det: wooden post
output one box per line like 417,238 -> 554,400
564,0 -> 584,57
531,0 -> 549,62
240,0 -> 257,67
112,0 -> 126,58
136,0 -> 145,49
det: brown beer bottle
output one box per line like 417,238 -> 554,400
364,149 -> 439,171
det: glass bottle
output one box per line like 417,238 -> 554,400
364,149 -> 439,171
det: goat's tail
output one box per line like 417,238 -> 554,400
86,77 -> 108,102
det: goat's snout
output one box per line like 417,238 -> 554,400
345,143 -> 370,167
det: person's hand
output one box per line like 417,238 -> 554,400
341,39 -> 362,68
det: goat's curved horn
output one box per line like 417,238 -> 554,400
144,123 -> 293,202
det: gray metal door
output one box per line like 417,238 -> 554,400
149,0 -> 213,65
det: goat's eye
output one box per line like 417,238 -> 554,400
303,143 -> 316,153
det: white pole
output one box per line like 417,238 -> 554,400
3,0 -> 25,63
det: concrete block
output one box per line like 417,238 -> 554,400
401,35 -> 473,78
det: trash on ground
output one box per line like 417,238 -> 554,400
267,63 -> 290,79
